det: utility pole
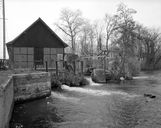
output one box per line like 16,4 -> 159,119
2,0 -> 6,59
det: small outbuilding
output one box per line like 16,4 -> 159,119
7,18 -> 68,69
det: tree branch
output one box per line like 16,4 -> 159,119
56,24 -> 71,37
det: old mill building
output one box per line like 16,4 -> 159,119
6,18 -> 68,69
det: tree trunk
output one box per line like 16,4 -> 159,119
106,35 -> 109,51
71,36 -> 75,54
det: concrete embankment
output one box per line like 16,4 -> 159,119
0,72 -> 51,128
13,72 -> 51,102
0,77 -> 14,128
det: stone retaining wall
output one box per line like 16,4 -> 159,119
13,72 -> 51,102
0,72 -> 51,128
0,77 -> 14,128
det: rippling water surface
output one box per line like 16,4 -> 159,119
10,71 -> 161,128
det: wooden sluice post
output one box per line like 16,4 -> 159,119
103,57 -> 106,81
104,57 -> 106,71
73,61 -> 76,74
81,61 -> 83,75
34,62 -> 37,70
56,61 -> 58,76
45,61 -> 48,72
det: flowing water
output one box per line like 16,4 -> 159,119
10,71 -> 161,128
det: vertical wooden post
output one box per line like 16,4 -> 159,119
34,62 -> 37,70
104,57 -> 106,81
45,61 -> 48,72
56,61 -> 58,76
63,48 -> 65,68
104,57 -> 106,70
64,61 -> 67,70
73,61 -> 76,74
81,61 -> 83,75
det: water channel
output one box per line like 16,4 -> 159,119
10,71 -> 161,128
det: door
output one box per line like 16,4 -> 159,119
34,47 -> 43,65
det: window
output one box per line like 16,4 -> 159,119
44,48 -> 63,68
14,47 -> 34,68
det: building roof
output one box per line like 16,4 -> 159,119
7,18 -> 68,48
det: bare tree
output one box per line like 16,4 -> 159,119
104,14 -> 118,50
79,21 -> 96,56
111,3 -> 139,77
88,25 -> 96,56
93,21 -> 104,53
56,8 -> 84,54
138,27 -> 161,70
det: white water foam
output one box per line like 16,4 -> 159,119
133,76 -> 149,79
61,85 -> 111,96
61,85 -> 139,98
85,77 -> 102,86
51,92 -> 80,103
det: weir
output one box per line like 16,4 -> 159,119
61,84 -> 111,96
61,79 -> 138,97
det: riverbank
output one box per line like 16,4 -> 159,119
0,76 -> 14,128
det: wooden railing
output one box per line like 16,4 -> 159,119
34,60 -> 84,75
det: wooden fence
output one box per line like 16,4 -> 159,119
55,60 -> 83,76
34,60 -> 84,76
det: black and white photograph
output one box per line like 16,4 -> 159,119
0,0 -> 161,128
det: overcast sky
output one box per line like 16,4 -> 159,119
0,0 -> 161,58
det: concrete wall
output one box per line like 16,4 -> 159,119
0,77 -> 14,128
13,72 -> 51,102
0,72 -> 51,128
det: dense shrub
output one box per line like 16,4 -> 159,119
108,56 -> 122,81
66,54 -> 79,64
109,56 -> 141,80
51,73 -> 62,89
110,70 -> 121,81
51,71 -> 89,89
127,57 -> 141,76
